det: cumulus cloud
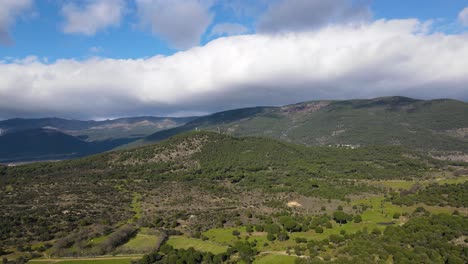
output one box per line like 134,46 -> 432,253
0,0 -> 33,45
210,23 -> 248,37
1,19 -> 468,119
61,0 -> 126,35
136,0 -> 214,50
257,0 -> 371,33
459,7 -> 468,27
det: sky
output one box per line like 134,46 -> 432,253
0,0 -> 468,119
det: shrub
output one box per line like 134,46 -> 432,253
354,215 -> 362,223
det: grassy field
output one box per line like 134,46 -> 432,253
435,175 -> 468,185
203,227 -> 247,245
116,234 -> 159,253
254,254 -> 297,264
166,236 -> 228,254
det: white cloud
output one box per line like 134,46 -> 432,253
62,0 -> 126,35
210,23 -> 248,37
0,0 -> 33,45
136,0 -> 214,50
459,7 -> 468,27
0,19 -> 468,119
257,0 -> 371,33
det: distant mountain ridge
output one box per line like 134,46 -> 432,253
0,128 -> 135,163
0,116 -> 197,163
143,96 -> 468,157
2,96 -> 467,163
0,116 -> 196,129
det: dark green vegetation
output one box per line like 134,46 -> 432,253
146,97 -> 468,156
296,214 -> 467,264
390,182 -> 468,208
0,132 -> 467,263
0,117 -> 196,163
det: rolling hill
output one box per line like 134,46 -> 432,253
144,97 -> 468,157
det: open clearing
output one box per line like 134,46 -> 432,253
116,234 -> 159,253
166,236 -> 228,254
253,254 -> 297,264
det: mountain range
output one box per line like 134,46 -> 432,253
1,96 -> 467,163
0,116 -> 196,163
143,96 -> 468,158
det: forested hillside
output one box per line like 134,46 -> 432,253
1,132 -> 466,263
145,97 -> 468,157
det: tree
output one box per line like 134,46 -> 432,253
234,241 -> 257,264
265,224 -> 281,234
371,228 -> 381,236
333,211 -> 352,224
232,230 -> 241,237
295,237 -> 307,243
279,216 -> 298,232
278,232 -> 289,241
315,226 -> 324,233
255,225 -> 264,232
267,232 -> 276,241
354,215 -> 362,223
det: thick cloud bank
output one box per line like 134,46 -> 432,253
1,19 -> 467,119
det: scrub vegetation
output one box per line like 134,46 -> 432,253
1,131 -> 467,263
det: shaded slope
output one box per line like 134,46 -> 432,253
0,128 -> 134,163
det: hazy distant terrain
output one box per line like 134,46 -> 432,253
0,116 -> 196,162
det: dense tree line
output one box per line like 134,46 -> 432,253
297,214 -> 467,263
390,182 -> 467,207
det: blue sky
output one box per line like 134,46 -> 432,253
2,0 -> 467,61
0,0 -> 467,119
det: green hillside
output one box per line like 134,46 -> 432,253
1,132 -> 466,263
145,97 -> 468,155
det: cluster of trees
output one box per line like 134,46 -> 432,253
390,182 -> 467,207
99,224 -> 138,254
137,241 -> 258,264
50,224 -> 137,257
334,214 -> 467,263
